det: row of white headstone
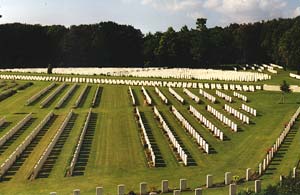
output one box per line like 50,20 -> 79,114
73,85 -> 88,108
55,83 -> 78,109
128,87 -> 136,106
199,89 -> 216,103
290,73 -> 300,80
207,105 -> 238,132
216,90 -> 232,103
224,104 -> 250,124
68,109 -> 92,176
0,117 -> 5,127
0,74 -> 262,91
241,104 -> 257,116
233,91 -> 248,102
189,105 -> 224,141
153,106 -> 188,166
0,112 -> 53,178
155,87 -> 168,104
258,106 -> 300,176
0,113 -> 32,148
141,87 -> 152,105
30,110 -> 73,180
169,87 -> 184,104
183,88 -> 200,103
40,83 -> 66,108
91,85 -> 101,108
262,64 -> 278,74
171,105 -> 209,153
26,83 -> 56,106
135,107 -> 157,166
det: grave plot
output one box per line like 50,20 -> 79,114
0,112 -> 55,181
128,86 -> 136,106
153,107 -> 194,166
40,83 -> 67,108
28,111 -> 75,179
0,114 -> 35,155
26,83 -> 56,106
135,107 -> 165,167
155,87 -> 168,105
141,86 -> 152,105
73,85 -> 91,108
91,85 -> 103,108
169,87 -> 184,104
69,111 -> 97,176
55,83 -> 79,109
170,106 -> 210,153
187,105 -> 224,141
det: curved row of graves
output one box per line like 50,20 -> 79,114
26,83 -> 56,105
29,110 -> 73,180
67,109 -> 92,176
153,106 -> 188,166
0,112 -> 53,179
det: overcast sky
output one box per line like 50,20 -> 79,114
0,0 -> 300,33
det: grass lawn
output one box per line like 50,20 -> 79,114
0,74 -> 299,195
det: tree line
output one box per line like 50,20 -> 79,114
0,17 -> 299,71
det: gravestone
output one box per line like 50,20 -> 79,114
173,190 -> 180,195
73,189 -> 80,195
225,172 -> 232,185
194,188 -> 202,195
255,180 -> 261,193
180,179 -> 187,191
229,184 -> 236,195
96,187 -> 103,195
206,175 -> 213,188
246,168 -> 251,181
118,184 -> 125,195
140,182 -> 147,195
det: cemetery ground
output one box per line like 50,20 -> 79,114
0,75 -> 300,194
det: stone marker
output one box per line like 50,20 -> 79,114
118,184 -> 125,195
180,179 -> 187,191
140,182 -> 147,195
195,188 -> 202,195
246,168 -> 251,181
96,187 -> 103,195
259,163 -> 262,175
161,180 -> 168,193
173,190 -> 180,195
73,189 -> 80,195
255,180 -> 261,193
229,184 -> 236,195
149,192 -> 157,195
225,172 -> 232,185
206,174 -> 213,188
50,193 -> 56,195
293,167 -> 297,178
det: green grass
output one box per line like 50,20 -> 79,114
0,76 -> 299,195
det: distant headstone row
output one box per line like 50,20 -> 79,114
171,105 -> 209,153
233,91 -> 248,102
241,104 -> 257,116
141,87 -> 152,105
67,109 -> 92,176
262,64 -> 278,74
207,105 -> 238,132
216,90 -> 232,103
183,88 -> 200,103
154,106 -> 188,165
135,107 -> 156,167
26,83 -> 56,106
0,74 -> 262,91
29,110 -> 73,180
73,85 -> 89,108
55,83 -> 78,109
169,88 -> 184,104
0,113 -> 32,148
199,89 -> 216,103
258,106 -> 300,176
189,105 -> 224,141
40,83 -> 67,108
91,85 -> 101,108
155,87 -> 168,104
224,104 -> 250,124
128,87 -> 135,106
0,112 -> 53,179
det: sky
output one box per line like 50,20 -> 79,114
0,0 -> 300,33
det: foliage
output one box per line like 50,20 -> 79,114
280,80 -> 291,94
